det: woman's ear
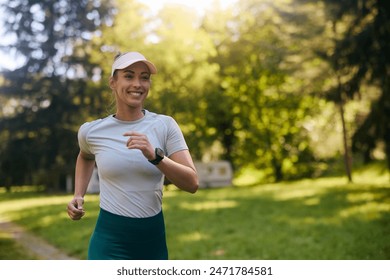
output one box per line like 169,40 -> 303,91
109,76 -> 116,90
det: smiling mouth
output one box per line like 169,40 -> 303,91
127,92 -> 142,96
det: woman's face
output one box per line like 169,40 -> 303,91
110,61 -> 151,110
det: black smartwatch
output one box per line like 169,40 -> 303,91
149,148 -> 165,165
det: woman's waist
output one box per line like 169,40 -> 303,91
95,207 -> 165,236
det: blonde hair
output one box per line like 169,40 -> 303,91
111,52 -> 122,78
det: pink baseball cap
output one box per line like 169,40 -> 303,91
111,52 -> 157,76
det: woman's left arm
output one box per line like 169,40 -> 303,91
123,131 -> 198,193
157,150 -> 199,193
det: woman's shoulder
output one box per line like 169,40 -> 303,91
80,118 -> 102,129
145,110 -> 175,123
79,116 -> 112,133
145,111 -> 183,136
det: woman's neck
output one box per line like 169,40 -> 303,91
114,108 -> 145,121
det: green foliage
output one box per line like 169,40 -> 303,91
301,0 -> 390,168
201,0 -> 321,180
144,5 -> 220,160
0,0 -> 115,189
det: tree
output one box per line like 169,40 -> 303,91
302,0 -> 390,174
201,0 -> 320,180
145,4 -> 220,160
0,0 -> 114,190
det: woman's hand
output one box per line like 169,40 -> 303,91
123,131 -> 199,193
123,131 -> 155,160
67,196 -> 85,220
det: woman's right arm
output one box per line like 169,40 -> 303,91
67,151 -> 95,220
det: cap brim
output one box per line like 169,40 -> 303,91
111,52 -> 157,76
115,60 -> 157,74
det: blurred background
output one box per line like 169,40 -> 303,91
0,0 -> 389,192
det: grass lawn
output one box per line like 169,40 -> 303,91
0,163 -> 389,260
0,231 -> 38,260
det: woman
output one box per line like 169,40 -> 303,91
67,51 -> 199,260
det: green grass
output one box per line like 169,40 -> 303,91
0,231 -> 38,260
0,162 -> 389,260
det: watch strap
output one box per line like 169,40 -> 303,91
149,148 -> 164,165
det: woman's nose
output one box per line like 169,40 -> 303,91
132,77 -> 141,87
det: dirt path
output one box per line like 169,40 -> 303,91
0,219 -> 77,260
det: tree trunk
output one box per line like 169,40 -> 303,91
333,20 -> 353,183
338,99 -> 353,183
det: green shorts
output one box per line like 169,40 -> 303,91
88,208 -> 168,260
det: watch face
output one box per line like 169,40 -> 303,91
156,148 -> 164,158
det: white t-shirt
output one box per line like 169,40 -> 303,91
78,110 -> 188,218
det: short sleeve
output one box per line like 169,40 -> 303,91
77,122 -> 94,155
165,117 -> 188,156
